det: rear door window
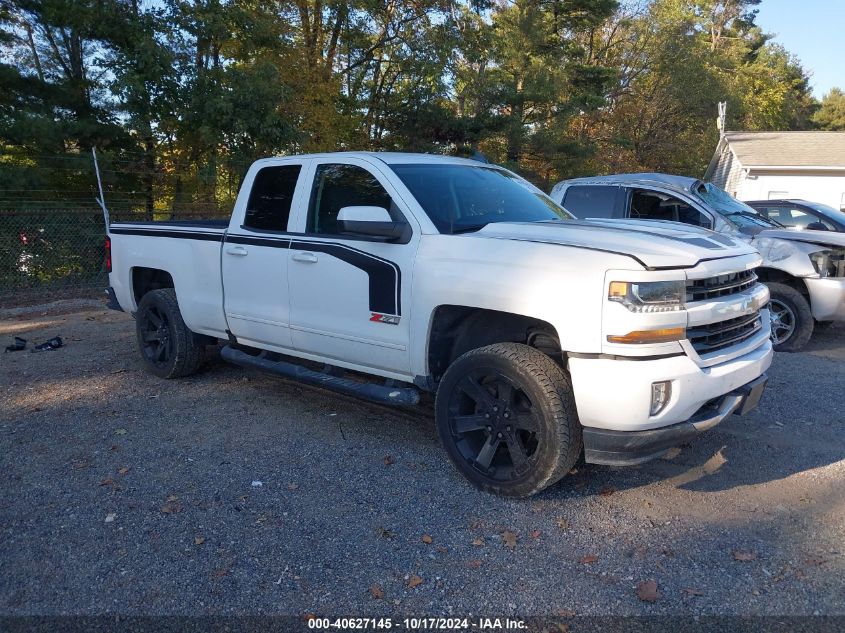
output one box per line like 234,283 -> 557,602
243,165 -> 302,232
562,185 -> 622,219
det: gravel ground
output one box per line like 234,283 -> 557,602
1,301 -> 843,619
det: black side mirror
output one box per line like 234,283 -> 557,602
807,222 -> 829,231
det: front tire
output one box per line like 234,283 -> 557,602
135,288 -> 205,378
435,343 -> 582,497
766,282 -> 813,352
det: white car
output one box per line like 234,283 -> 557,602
105,153 -> 772,496
552,173 -> 845,351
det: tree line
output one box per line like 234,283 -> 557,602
1,0 -> 843,216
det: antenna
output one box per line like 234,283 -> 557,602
92,147 -> 110,231
717,101 -> 727,138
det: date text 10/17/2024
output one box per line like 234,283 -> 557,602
307,617 -> 527,630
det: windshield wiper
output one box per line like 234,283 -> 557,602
451,223 -> 489,234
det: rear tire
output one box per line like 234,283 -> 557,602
135,288 -> 205,378
435,343 -> 582,497
766,282 -> 813,352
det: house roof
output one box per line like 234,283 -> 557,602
722,131 -> 845,168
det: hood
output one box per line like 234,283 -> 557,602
475,219 -> 758,269
755,229 -> 845,249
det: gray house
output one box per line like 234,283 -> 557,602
705,131 -> 845,210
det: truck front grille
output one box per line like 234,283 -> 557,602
688,311 -> 763,355
686,269 -> 757,302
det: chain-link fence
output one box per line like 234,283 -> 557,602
0,152 -> 247,307
0,207 -> 233,307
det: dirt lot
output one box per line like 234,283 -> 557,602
1,301 -> 843,618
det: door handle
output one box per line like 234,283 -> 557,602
293,252 -> 318,264
226,246 -> 248,256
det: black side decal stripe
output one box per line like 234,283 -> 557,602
227,234 -> 401,316
110,226 -> 403,316
290,240 -> 401,316
110,227 -> 224,242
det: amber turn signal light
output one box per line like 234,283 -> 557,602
607,328 -> 686,344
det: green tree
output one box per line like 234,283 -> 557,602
813,88 -> 845,131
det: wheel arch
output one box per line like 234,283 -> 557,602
132,267 -> 175,307
755,267 -> 809,296
425,305 -> 563,386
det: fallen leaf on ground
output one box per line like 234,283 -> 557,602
407,575 -> 423,588
804,557 -> 826,567
118,467 -> 130,475
530,530 -> 542,540
104,513 -> 116,523
556,517 -> 569,530
732,549 -> 757,561
376,527 -> 396,539
72,460 -> 89,470
502,530 -> 518,550
110,445 -> 120,452
636,580 -> 661,602
194,536 -> 205,545
471,538 -> 485,546
370,584 -> 384,599
166,495 -> 178,502
467,560 -> 483,569
557,609 -> 576,617
435,546 -> 448,554
100,478 -> 114,486
421,534 -> 433,544
383,455 -> 395,465
160,501 -> 181,514
287,483 -> 299,490
579,554 -> 599,564
682,588 -> 705,596
115,428 -> 128,435
598,485 -> 616,497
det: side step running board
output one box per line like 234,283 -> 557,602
220,345 -> 420,406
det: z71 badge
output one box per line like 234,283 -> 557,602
370,313 -> 401,325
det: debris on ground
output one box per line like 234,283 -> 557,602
31,336 -> 63,352
5,337 -> 27,352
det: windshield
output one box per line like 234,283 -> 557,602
693,182 -> 780,233
390,164 -> 572,234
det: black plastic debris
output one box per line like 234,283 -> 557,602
5,337 -> 27,352
31,336 -> 63,352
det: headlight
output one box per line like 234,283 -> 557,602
810,251 -> 832,277
810,250 -> 844,278
608,280 -> 686,313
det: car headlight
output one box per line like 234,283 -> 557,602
810,251 -> 832,277
608,280 -> 686,313
810,250 -> 845,278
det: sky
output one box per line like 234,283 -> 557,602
755,0 -> 843,99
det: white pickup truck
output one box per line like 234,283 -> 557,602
106,152 -> 772,497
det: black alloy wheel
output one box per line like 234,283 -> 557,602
435,343 -> 581,497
